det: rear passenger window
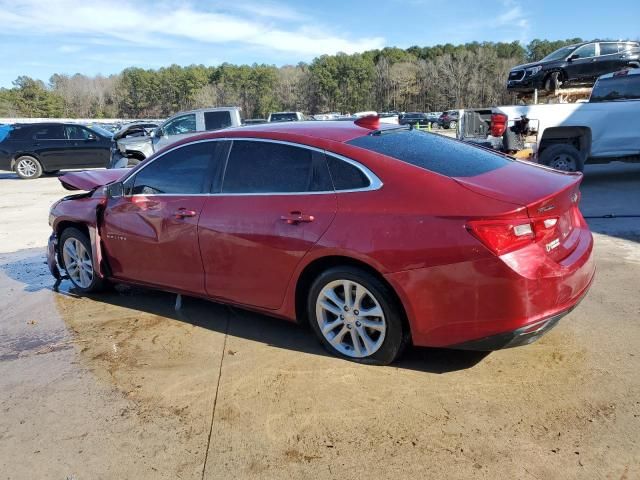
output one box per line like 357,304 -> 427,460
132,142 -> 218,195
33,125 -> 65,140
204,111 -> 232,131
599,43 -> 619,55
326,156 -> 370,190
222,141 -> 331,193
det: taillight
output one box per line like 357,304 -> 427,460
467,215 -> 565,255
490,113 -> 508,137
467,219 -> 535,255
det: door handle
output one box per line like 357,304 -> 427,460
280,211 -> 315,225
174,208 -> 197,218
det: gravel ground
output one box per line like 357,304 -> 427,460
0,163 -> 639,479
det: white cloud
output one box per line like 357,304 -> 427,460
0,0 -> 384,56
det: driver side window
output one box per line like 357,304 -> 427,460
163,114 -> 197,136
131,141 -> 219,195
573,43 -> 596,59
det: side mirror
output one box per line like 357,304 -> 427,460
106,181 -> 124,198
153,127 -> 164,138
87,133 -> 97,141
568,54 -> 579,62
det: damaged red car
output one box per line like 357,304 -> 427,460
47,118 -> 595,364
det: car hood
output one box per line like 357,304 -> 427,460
59,169 -> 129,191
510,61 -> 545,71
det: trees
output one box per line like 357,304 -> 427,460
1,39 -> 591,119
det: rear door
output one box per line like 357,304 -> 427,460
64,125 -> 110,167
31,124 -> 69,170
102,141 -> 222,294
566,43 -> 599,80
198,139 -> 337,310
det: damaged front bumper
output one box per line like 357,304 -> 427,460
47,232 -> 62,280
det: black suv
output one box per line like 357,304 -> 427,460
507,41 -> 640,92
0,123 -> 112,179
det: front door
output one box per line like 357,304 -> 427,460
198,139 -> 337,310
566,43 -> 598,81
102,141 -> 222,294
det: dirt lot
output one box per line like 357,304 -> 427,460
0,163 -> 639,479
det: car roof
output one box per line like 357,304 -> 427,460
192,120 -> 401,143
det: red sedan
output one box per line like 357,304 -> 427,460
47,117 -> 595,364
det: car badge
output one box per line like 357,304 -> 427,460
546,238 -> 560,252
571,192 -> 579,203
538,204 -> 555,213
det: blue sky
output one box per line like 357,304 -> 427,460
0,0 -> 638,88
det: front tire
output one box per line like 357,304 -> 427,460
15,156 -> 43,179
539,144 -> 584,172
60,227 -> 105,293
307,266 -> 407,365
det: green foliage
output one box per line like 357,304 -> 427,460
1,39 -> 592,119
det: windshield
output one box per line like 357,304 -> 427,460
87,125 -> 114,137
541,45 -> 578,62
590,75 -> 640,102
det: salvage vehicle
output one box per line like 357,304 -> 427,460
111,107 -> 241,168
0,122 -> 112,179
460,68 -> 640,172
507,41 -> 640,93
112,121 -> 159,141
47,117 -> 595,364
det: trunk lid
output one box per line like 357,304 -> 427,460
59,169 -> 129,191
456,160 -> 584,261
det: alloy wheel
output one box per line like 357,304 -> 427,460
16,158 -> 38,178
62,237 -> 94,289
315,279 -> 386,358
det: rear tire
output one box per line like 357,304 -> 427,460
307,266 -> 407,365
448,120 -> 457,130
60,227 -> 105,293
15,156 -> 43,179
539,144 -> 584,172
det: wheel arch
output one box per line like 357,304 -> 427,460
538,126 -> 592,159
294,255 -> 412,341
11,152 -> 42,171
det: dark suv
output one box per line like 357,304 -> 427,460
438,110 -> 459,129
507,41 -> 640,93
0,123 -> 112,179
399,112 -> 428,126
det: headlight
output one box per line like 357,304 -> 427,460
526,66 -> 542,76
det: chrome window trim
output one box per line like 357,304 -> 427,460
124,136 -> 383,197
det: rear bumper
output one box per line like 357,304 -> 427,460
385,227 -> 595,349
449,277 -> 591,350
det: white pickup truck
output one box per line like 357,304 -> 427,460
459,68 -> 640,171
110,106 -> 242,168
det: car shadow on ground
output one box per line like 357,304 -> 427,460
1,249 -> 489,374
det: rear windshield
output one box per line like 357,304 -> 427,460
590,75 -> 640,102
347,129 -> 511,177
